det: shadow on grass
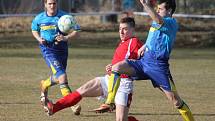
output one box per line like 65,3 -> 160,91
80,111 -> 113,118
129,112 -> 215,116
0,102 -> 34,105
0,53 -> 112,59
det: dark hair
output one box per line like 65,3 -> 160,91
120,17 -> 135,28
44,0 -> 58,3
157,0 -> 176,15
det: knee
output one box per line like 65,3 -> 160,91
57,73 -> 67,83
112,64 -> 120,72
166,92 -> 183,108
94,77 -> 100,81
112,60 -> 127,72
173,99 -> 182,108
172,97 -> 184,108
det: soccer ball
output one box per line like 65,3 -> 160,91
58,15 -> 76,33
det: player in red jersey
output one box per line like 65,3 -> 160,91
43,17 -> 143,121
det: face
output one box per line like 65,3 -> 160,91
119,23 -> 134,41
45,0 -> 58,16
156,2 -> 171,17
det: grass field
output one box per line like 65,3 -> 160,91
0,48 -> 215,121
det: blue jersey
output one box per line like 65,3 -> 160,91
144,17 -> 178,61
127,17 -> 178,91
31,10 -> 80,52
32,10 -> 67,43
31,10 -> 80,78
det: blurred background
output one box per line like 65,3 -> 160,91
0,1 -> 215,121
0,0 -> 215,14
0,0 -> 215,48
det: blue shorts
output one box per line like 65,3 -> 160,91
40,46 -> 68,78
127,58 -> 176,92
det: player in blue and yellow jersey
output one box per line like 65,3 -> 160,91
31,0 -> 81,115
95,0 -> 195,121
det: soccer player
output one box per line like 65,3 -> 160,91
43,17 -> 143,121
31,0 -> 81,115
95,0 -> 195,121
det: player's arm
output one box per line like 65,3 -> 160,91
56,23 -> 80,42
65,30 -> 80,40
105,64 -> 112,75
32,31 -> 47,45
55,30 -> 79,42
139,0 -> 163,24
138,44 -> 146,58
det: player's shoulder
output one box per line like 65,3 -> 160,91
131,37 -> 143,44
34,12 -> 46,20
163,17 -> 177,25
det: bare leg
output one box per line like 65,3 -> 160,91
112,60 -> 136,77
77,77 -> 103,97
47,77 -> 104,114
160,88 -> 194,121
157,87 -> 181,106
116,104 -> 129,121
94,60 -> 136,113
58,74 -> 71,96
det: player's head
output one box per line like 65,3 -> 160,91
156,0 -> 176,17
119,17 -> 135,41
44,0 -> 58,16
121,11 -> 134,18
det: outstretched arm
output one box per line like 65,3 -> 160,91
55,31 -> 80,42
139,0 -> 163,24
138,44 -> 146,59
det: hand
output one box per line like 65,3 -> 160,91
38,38 -> 47,45
140,0 -> 152,6
140,0 -> 147,5
55,33 -> 68,42
105,64 -> 112,75
138,45 -> 145,59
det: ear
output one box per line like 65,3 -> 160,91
44,2 -> 47,8
168,9 -> 172,15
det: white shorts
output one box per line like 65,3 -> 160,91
98,75 -> 133,107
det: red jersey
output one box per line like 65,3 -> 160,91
111,37 -> 143,78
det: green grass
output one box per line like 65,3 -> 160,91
0,48 -> 215,121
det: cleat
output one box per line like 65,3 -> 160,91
93,103 -> 115,113
40,92 -> 49,107
71,105 -> 81,115
43,100 -> 54,116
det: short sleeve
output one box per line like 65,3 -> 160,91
159,17 -> 178,33
72,24 -> 81,31
31,17 -> 39,32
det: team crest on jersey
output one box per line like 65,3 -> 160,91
53,60 -> 60,68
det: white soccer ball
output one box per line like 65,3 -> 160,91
58,15 -> 76,33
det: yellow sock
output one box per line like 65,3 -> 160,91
105,71 -> 120,104
60,83 -> 71,96
41,76 -> 57,90
178,101 -> 195,121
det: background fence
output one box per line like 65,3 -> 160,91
0,0 -> 215,14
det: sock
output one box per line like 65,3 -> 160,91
60,83 -> 72,96
41,76 -> 57,91
178,101 -> 195,121
105,71 -> 120,104
53,91 -> 82,113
